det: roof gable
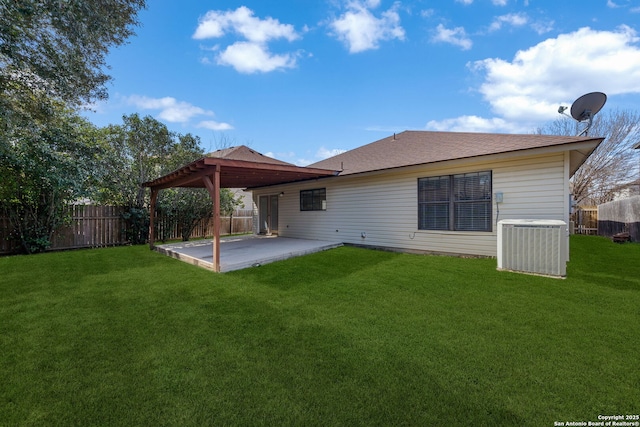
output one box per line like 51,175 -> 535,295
207,145 -> 293,166
144,145 -> 337,190
310,131 -> 603,176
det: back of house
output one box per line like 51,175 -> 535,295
250,130 -> 603,258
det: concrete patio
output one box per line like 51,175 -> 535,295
155,235 -> 342,273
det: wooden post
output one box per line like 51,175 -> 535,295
202,166 -> 221,272
149,188 -> 158,249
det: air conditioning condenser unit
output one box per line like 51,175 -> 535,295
497,219 -> 568,278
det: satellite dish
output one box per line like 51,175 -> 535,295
570,92 -> 607,122
565,92 -> 607,136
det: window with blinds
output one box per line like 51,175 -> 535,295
300,188 -> 326,211
418,171 -> 492,232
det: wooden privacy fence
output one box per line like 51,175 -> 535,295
155,209 -> 254,242
0,205 -> 128,255
0,206 -> 254,255
598,196 -> 640,242
55,205 -> 128,250
572,207 -> 598,235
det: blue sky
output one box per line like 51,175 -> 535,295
86,0 -> 640,166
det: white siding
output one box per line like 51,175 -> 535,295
252,152 -> 569,257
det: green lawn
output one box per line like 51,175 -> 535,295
1,236 -> 638,426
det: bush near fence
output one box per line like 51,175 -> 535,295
0,206 -> 254,255
598,196 -> 640,242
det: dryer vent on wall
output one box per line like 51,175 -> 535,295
497,219 -> 568,278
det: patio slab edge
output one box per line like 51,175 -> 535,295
223,242 -> 343,272
154,245 -> 215,271
154,238 -> 344,273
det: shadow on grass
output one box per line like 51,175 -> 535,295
570,271 -> 640,291
228,246 -> 403,289
568,236 -> 640,292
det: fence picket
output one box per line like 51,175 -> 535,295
572,208 -> 598,235
0,206 -> 254,255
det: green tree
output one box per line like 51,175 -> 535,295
156,188 -> 213,242
154,133 -> 209,242
156,187 -> 244,242
0,0 -> 146,107
0,0 -> 146,252
98,114 -> 175,208
96,114 -> 174,243
0,103 -> 103,252
97,116 -> 244,243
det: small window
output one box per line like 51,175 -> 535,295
418,171 -> 492,232
300,188 -> 326,211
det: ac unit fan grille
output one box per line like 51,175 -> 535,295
498,220 -> 567,278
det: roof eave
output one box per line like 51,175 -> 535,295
322,137 -> 606,178
142,156 -> 338,191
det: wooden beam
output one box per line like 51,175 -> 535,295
142,157 -> 337,190
149,188 -> 158,249
202,167 -> 221,273
152,167 -> 213,190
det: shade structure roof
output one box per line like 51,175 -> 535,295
143,145 -> 338,190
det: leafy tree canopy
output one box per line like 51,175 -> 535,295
97,114 -> 244,243
0,0 -> 146,106
0,102 -> 103,252
0,0 -> 145,252
97,113 -> 176,208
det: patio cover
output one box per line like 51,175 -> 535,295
142,146 -> 338,272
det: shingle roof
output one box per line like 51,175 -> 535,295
207,145 -> 293,166
309,131 -> 603,176
144,145 -> 337,190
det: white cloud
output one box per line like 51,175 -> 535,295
291,147 -> 346,166
608,0 -> 640,12
127,95 -> 214,123
530,20 -> 554,35
489,13 -> 528,32
217,42 -> 298,73
126,95 -> 233,130
488,13 -> 553,35
432,24 -> 472,50
428,26 -> 640,132
192,14 -> 226,39
193,6 -> 300,73
265,147 -> 346,166
194,6 -> 298,43
475,26 -> 640,118
263,151 -> 310,166
456,0 -> 473,4
420,9 -> 435,18
197,120 -> 234,131
329,1 -> 405,53
492,0 -> 508,5
426,116 -> 518,133
317,147 -> 347,159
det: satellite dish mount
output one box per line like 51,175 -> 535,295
558,92 -> 607,136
